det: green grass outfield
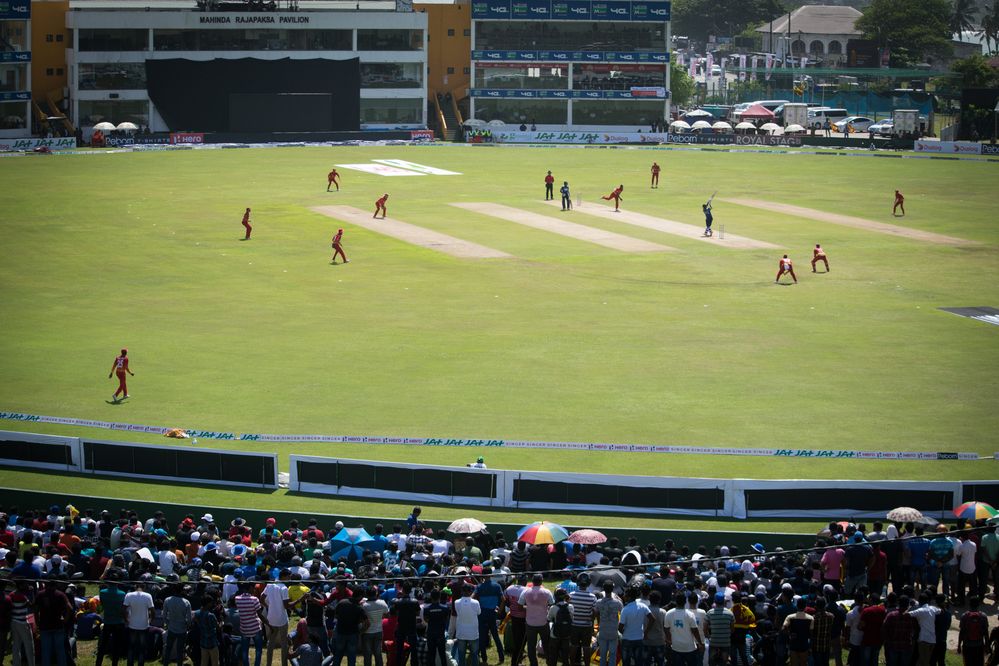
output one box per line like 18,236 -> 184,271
1,144 -> 998,498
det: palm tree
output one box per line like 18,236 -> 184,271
979,0 -> 999,53
951,0 -> 978,36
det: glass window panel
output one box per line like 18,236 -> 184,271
572,63 -> 665,90
474,21 -> 663,52
0,63 -> 28,92
360,98 -> 423,124
0,101 -> 28,130
79,63 -> 146,90
474,63 -> 567,89
79,29 -> 147,51
573,100 -> 663,125
78,99 -> 149,127
360,63 -> 423,88
357,29 -> 423,51
153,28 -> 351,51
474,98 -> 567,124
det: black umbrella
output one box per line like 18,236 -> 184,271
587,568 -> 627,594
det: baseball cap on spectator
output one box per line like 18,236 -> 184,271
204,543 -> 217,552
335,521 -> 344,530
752,543 -> 765,554
231,544 -> 248,558
265,518 -> 276,526
201,513 -> 213,523
715,592 -> 726,604
191,532 -> 200,541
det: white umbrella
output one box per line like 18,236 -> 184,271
712,121 -> 733,131
887,507 -> 925,523
760,122 -> 782,133
669,120 -> 691,130
691,120 -> 712,130
488,119 -> 506,127
93,122 -> 116,131
463,118 -> 486,127
735,121 -> 756,130
447,518 -> 487,534
784,123 -> 805,133
116,121 -> 139,131
683,109 -> 713,119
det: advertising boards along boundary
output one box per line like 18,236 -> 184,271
0,410 -> 982,460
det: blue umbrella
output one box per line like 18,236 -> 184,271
328,527 -> 375,563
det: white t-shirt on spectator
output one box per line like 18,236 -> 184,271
663,607 -> 699,652
158,550 -> 178,576
455,596 -> 481,640
262,583 -> 290,627
431,539 -> 452,558
124,590 -> 155,630
959,539 -> 977,574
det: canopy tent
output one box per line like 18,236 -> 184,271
739,103 -> 776,121
682,109 -> 714,120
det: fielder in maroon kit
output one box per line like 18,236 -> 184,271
241,207 -> 252,240
331,228 -> 349,264
374,193 -> 389,219
602,185 -> 624,211
108,348 -> 134,401
327,169 -> 340,192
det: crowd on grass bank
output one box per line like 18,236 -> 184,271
1,503 -> 999,666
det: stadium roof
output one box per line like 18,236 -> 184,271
756,5 -> 863,36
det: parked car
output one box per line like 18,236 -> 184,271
807,107 -> 849,129
868,120 -> 894,136
834,116 -> 874,133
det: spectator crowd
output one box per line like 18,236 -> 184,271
1,504 -> 998,666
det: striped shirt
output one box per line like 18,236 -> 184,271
11,592 -> 30,623
568,590 -> 597,627
235,593 -> 262,636
705,607 -> 734,648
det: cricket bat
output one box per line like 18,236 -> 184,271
706,190 -> 718,206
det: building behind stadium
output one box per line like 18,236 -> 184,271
6,0 -> 670,139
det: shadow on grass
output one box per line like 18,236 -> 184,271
284,490 -> 811,529
0,466 -> 275,495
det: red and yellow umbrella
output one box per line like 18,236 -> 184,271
954,502 -> 998,520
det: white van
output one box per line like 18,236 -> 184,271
807,107 -> 849,129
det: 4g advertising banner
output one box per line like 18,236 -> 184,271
472,0 -> 669,20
